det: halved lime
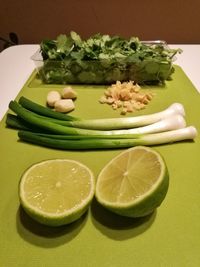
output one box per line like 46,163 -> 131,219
95,146 -> 169,217
19,159 -> 95,226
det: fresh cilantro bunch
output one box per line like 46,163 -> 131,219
39,31 -> 181,84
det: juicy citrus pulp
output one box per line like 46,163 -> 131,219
95,146 -> 169,217
19,159 -> 95,226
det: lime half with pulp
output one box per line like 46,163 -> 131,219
95,146 -> 169,217
19,159 -> 95,226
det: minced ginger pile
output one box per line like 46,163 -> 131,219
99,81 -> 154,115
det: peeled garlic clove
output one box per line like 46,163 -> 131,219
62,86 -> 77,99
47,91 -> 61,107
54,99 -> 75,113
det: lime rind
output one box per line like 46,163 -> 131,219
96,170 -> 169,217
20,198 -> 93,226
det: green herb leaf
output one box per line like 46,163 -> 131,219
39,31 -> 181,84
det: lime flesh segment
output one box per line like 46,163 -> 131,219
19,159 -> 95,226
95,146 -> 169,217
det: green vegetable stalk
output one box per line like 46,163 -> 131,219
6,98 -> 197,151
18,127 -> 197,150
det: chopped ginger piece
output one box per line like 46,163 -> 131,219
99,81 -> 154,115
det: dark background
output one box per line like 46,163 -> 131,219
1,0 -> 200,50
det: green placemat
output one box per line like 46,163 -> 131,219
0,66 -> 200,267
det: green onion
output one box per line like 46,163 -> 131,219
6,113 -> 50,133
47,103 -> 185,130
8,101 -> 186,138
18,96 -> 79,121
7,98 -> 197,151
6,114 -> 30,131
9,101 -> 139,137
18,127 -> 197,150
19,97 -> 185,130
